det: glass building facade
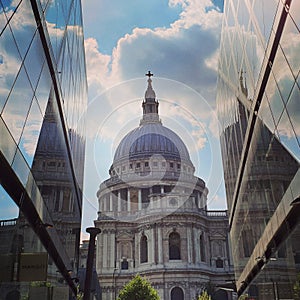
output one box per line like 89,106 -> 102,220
0,0 -> 87,298
217,0 -> 300,298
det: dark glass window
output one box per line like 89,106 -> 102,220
140,235 -> 148,263
141,188 -> 150,208
152,185 -> 161,194
169,232 -> 181,260
216,258 -> 224,268
121,259 -> 128,270
164,185 -> 172,193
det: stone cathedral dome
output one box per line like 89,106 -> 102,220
113,123 -> 192,164
110,72 -> 194,175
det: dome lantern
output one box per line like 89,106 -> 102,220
141,71 -> 161,125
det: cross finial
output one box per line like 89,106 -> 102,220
145,71 -> 153,78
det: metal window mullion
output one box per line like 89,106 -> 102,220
229,0 -> 293,229
29,0 -> 83,215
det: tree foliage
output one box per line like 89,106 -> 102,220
294,273 -> 300,300
197,290 -> 212,300
117,274 -> 160,300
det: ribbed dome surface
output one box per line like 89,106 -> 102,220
113,122 -> 192,164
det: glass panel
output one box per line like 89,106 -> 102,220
226,1 -> 237,28
277,109 -> 300,161
40,0 -> 50,12
263,79 -> 284,131
259,98 -> 273,134
243,25 -> 261,99
237,0 -> 250,29
35,62 -> 52,116
0,24 -> 22,113
289,0 -> 300,31
2,66 -> 34,144
1,0 -> 22,12
0,6 -> 7,34
280,13 -> 300,80
286,82 -> 300,150
0,184 -> 19,220
248,222 -> 300,299
24,32 -> 45,90
272,47 -> 296,105
9,0 -> 37,60
30,95 -> 82,266
45,0 -> 67,62
18,98 -> 44,167
0,117 -> 17,165
11,147 -> 30,187
252,0 -> 280,48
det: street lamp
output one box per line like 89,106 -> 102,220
83,227 -> 101,300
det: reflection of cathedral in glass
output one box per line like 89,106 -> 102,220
217,1 -> 300,298
95,74 -> 234,300
0,0 -> 87,298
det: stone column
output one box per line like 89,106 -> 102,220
110,193 -> 113,211
194,227 -> 199,263
187,227 -> 192,264
104,195 -> 107,211
96,231 -> 103,272
118,190 -> 121,212
103,232 -> 108,269
110,230 -> 115,268
157,226 -> 163,265
59,189 -> 63,211
150,228 -> 155,263
138,189 -> 142,210
127,189 -> 131,212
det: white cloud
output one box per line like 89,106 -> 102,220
82,0 -> 226,218
169,0 -> 222,31
84,38 -> 114,95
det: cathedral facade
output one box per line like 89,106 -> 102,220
95,74 -> 234,300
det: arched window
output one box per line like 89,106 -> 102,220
169,232 -> 181,260
200,234 -> 205,262
140,235 -> 148,263
171,287 -> 184,300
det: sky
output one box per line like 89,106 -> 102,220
81,0 -> 227,234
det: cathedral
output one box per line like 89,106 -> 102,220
95,73 -> 234,300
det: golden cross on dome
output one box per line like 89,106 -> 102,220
145,71 -> 153,78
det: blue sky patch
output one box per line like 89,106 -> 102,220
83,0 -> 182,54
